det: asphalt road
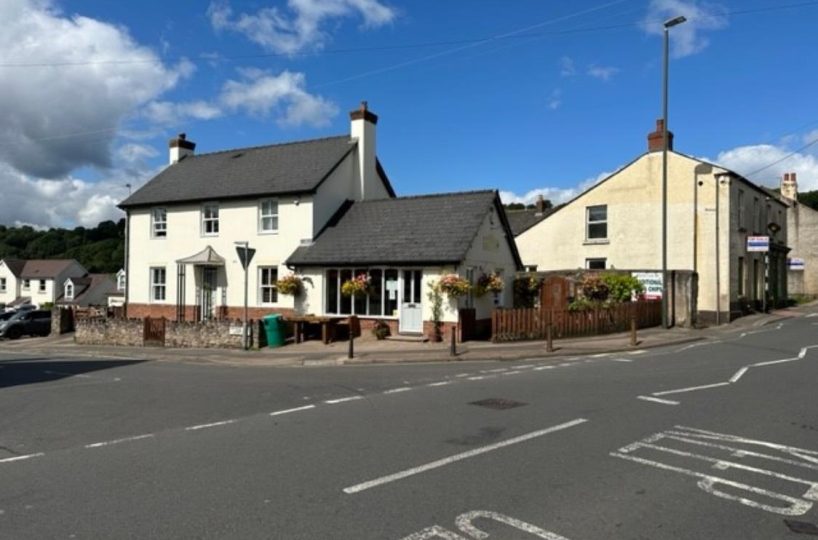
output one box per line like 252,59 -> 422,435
1,312 -> 817,539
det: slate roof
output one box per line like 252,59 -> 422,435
20,259 -> 78,279
506,206 -> 562,236
1,259 -> 25,277
57,274 -> 116,305
119,135 -> 356,208
287,190 -> 522,267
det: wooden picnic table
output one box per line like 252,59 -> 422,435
285,315 -> 345,344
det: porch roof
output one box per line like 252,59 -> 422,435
176,246 -> 226,266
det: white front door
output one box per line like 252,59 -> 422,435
399,270 -> 423,334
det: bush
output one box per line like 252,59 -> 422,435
371,320 -> 391,340
601,273 -> 644,303
579,275 -> 609,302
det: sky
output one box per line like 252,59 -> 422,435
2,0 -> 818,229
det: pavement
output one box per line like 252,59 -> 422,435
0,303 -> 817,538
0,305 -> 809,368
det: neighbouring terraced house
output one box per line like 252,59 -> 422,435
119,103 -> 521,338
0,259 -> 87,309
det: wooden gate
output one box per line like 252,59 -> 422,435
143,317 -> 166,347
540,276 -> 571,310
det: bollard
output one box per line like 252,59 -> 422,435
450,325 -> 457,357
348,330 -> 354,359
630,317 -> 637,347
546,324 -> 554,353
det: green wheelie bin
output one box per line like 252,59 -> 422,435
262,314 -> 286,348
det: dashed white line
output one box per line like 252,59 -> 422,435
427,381 -> 452,387
533,365 -> 555,371
610,358 -> 633,363
652,382 -> 731,396
185,419 -> 238,431
752,357 -> 799,367
455,373 -> 470,378
558,363 -> 574,367
325,396 -> 364,404
512,365 -> 535,370
485,368 -> 508,373
629,350 -> 647,355
637,395 -> 680,406
343,418 -> 588,494
502,370 -> 523,376
0,453 -> 44,464
467,376 -> 488,381
729,367 -> 749,383
85,434 -> 154,448
591,353 -> 610,358
270,405 -> 315,416
383,387 -> 412,394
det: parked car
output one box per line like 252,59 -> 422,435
0,310 -> 51,340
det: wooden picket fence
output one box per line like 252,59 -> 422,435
491,301 -> 662,342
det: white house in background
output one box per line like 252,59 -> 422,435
119,102 -> 521,337
0,259 -> 86,309
57,274 -> 118,308
106,269 -> 127,307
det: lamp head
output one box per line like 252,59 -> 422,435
664,16 -> 687,28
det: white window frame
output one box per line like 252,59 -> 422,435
586,258 -> 607,270
201,203 -> 220,236
150,267 -> 166,302
117,270 -> 126,292
38,280 -> 46,293
586,205 -> 608,241
259,266 -> 278,305
65,281 -> 74,300
151,208 -> 167,238
324,267 -> 398,318
259,199 -> 279,234
22,279 -> 30,291
0,277 -> 6,293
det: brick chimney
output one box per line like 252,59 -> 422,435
169,133 -> 195,164
781,172 -> 798,201
535,194 -> 545,216
647,119 -> 674,153
350,101 -> 378,200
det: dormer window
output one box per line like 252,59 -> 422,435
65,281 -> 74,300
151,208 -> 167,238
259,199 -> 279,233
202,203 -> 219,236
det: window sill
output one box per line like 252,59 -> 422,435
583,239 -> 610,245
258,230 -> 279,236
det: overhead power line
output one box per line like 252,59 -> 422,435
745,137 -> 818,177
1,0 -> 817,68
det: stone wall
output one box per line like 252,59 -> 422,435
75,317 -> 257,349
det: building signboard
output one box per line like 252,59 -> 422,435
747,236 -> 770,252
632,271 -> 663,300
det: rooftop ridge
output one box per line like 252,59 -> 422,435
357,189 -> 496,203
184,134 -> 351,160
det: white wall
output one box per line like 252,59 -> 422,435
0,262 -> 19,305
128,196 -> 314,311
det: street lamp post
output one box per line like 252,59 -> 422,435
661,15 -> 687,329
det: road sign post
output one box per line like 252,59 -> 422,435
235,243 -> 256,350
747,236 -> 769,313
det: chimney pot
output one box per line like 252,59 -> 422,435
535,194 -> 545,215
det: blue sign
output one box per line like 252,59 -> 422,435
747,236 -> 769,252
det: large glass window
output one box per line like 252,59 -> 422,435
259,200 -> 279,233
150,267 -> 166,301
202,203 -> 219,236
586,205 -> 608,240
326,268 -> 403,317
151,208 -> 167,238
259,267 -> 278,304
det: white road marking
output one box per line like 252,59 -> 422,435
269,405 -> 315,416
467,376 -> 489,381
729,367 -> 749,383
325,396 -> 364,404
502,370 -> 523,376
512,365 -> 535,370
629,349 -> 647,354
383,387 -> 412,394
612,426 -> 818,516
591,353 -> 609,358
806,313 -> 818,318
752,357 -> 799,367
455,510 -> 571,540
637,396 -> 679,406
484,368 -> 508,373
534,365 -> 555,371
0,453 -> 44,464
652,382 -> 731,396
400,525 -> 469,539
185,419 -> 238,431
610,357 -> 633,363
343,418 -> 587,494
455,373 -> 470,378
558,363 -> 574,367
427,381 -> 452,387
84,434 -> 154,448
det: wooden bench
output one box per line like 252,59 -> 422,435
286,315 -> 345,344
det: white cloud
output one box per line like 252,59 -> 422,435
208,0 -> 396,55
587,64 -> 620,81
0,0 -> 192,179
642,0 -> 728,58
219,69 -> 338,127
500,171 -> 614,207
547,89 -> 562,111
559,56 -> 576,77
712,143 -> 818,191
143,100 -> 223,126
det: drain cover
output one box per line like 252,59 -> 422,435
785,520 -> 818,535
469,398 -> 527,410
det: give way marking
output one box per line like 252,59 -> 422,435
400,510 -> 570,539
611,425 -> 818,516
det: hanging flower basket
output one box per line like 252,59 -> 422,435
474,273 -> 504,297
437,274 -> 471,298
341,273 -> 371,297
275,274 -> 303,296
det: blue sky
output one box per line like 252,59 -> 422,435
2,0 -> 818,227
